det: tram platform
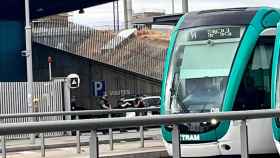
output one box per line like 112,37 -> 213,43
5,139 -> 167,158
2,129 -> 168,158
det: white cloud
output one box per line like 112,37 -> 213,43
189,0 -> 280,11
70,0 -> 280,27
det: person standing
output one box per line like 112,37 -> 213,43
134,97 -> 144,117
134,97 -> 144,108
100,95 -> 111,110
99,95 -> 111,134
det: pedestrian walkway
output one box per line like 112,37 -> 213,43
6,139 -> 167,158
2,128 -> 168,158
4,128 -> 160,151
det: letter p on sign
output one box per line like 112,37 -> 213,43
92,81 -> 106,97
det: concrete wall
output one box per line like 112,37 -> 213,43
0,20 -> 26,81
33,43 -> 161,110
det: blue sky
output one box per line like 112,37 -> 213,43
69,0 -> 280,28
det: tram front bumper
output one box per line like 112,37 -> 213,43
163,140 -> 220,157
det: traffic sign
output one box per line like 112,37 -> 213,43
70,78 -> 79,88
92,81 -> 106,97
67,74 -> 80,89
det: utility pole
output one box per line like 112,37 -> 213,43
116,0 -> 119,31
182,0 -> 189,13
123,0 -> 128,29
113,1 -> 116,31
113,1 -> 120,32
172,0 -> 175,14
123,0 -> 133,29
24,0 -> 35,143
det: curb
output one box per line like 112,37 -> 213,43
100,148 -> 169,158
2,137 -> 156,153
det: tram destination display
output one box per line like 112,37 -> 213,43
188,26 -> 241,41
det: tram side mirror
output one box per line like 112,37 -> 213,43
170,73 -> 179,96
170,87 -> 175,96
176,58 -> 182,67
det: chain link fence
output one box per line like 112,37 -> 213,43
32,20 -> 167,80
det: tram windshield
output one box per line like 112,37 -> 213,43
167,26 -> 245,115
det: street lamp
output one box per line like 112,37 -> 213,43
24,0 -> 35,144
182,0 -> 189,13
172,0 -> 175,14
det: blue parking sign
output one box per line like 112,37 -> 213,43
92,81 -> 106,97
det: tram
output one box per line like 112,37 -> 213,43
161,7 -> 280,157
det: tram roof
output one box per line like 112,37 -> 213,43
179,7 -> 260,29
132,7 -> 266,27
0,0 -> 115,20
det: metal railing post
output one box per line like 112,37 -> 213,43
172,124 -> 181,158
1,119 -> 6,158
139,112 -> 144,148
30,118 -> 36,144
89,130 -> 99,158
108,113 -> 113,150
76,115 -> 81,154
1,136 -> 6,158
240,120 -> 249,158
40,133 -> 45,157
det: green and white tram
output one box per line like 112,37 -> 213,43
161,7 -> 280,157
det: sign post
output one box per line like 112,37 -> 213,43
63,78 -> 71,136
64,74 -> 80,135
48,56 -> 52,81
64,78 -> 71,118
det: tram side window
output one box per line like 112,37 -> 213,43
234,36 -> 275,111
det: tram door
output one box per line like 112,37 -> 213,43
272,22 -> 280,154
247,33 -> 276,154
234,27 -> 277,154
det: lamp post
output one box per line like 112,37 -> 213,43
123,0 -> 132,29
172,0 -> 175,14
24,0 -> 35,143
182,0 -> 189,13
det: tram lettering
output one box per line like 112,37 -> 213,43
190,32 -> 197,40
180,134 -> 200,141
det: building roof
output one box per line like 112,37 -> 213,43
132,14 -> 184,26
0,0 -> 115,20
32,21 -> 166,80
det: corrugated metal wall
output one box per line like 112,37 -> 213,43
0,81 -> 64,139
0,21 -> 26,81
33,43 -> 161,110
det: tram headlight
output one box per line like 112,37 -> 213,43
211,119 -> 218,125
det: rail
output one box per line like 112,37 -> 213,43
1,109 -> 280,158
0,107 -> 159,158
0,107 -> 160,119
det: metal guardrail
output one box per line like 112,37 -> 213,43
1,109 -> 280,158
0,107 -> 159,158
0,107 -> 159,119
